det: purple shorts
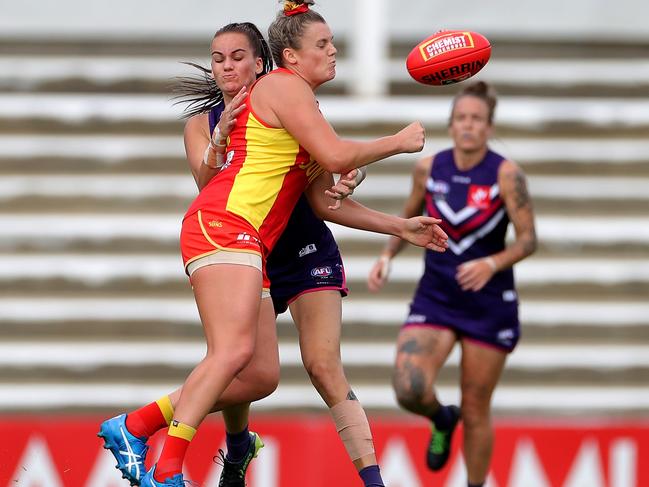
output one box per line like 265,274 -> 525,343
404,286 -> 520,352
267,195 -> 348,315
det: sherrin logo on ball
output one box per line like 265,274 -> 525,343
407,30 -> 491,86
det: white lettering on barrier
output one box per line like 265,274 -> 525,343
11,436 -> 64,487
507,438 -> 551,487
563,439 -> 605,487
442,456 -> 500,487
379,437 -> 423,487
86,449 -> 126,487
444,454 -> 468,487
251,437 -> 279,487
611,439 -> 637,487
6,430 -> 643,486
202,440 -> 227,487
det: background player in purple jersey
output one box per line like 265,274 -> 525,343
368,81 -> 537,487
98,15 -> 447,487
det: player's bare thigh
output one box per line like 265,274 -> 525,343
289,290 -> 343,352
459,338 -> 507,407
289,290 -> 348,405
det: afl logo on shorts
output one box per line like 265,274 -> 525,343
311,266 -> 332,278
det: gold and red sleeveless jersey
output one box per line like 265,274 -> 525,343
184,68 -> 324,255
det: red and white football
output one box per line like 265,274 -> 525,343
406,30 -> 491,86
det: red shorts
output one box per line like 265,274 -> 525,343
180,209 -> 270,289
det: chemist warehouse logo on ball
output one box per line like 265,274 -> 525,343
419,32 -> 475,61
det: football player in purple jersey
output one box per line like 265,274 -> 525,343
368,80 -> 537,487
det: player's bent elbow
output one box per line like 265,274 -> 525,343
310,203 -> 329,220
316,152 -> 354,174
304,189 -> 332,220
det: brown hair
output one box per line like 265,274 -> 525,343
268,0 -> 326,67
450,81 -> 498,125
173,22 -> 273,118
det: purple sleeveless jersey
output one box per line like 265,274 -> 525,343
405,148 -> 520,351
209,104 -> 347,314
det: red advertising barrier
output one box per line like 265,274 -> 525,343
1,414 -> 647,487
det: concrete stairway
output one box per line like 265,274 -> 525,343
1,38 -> 647,417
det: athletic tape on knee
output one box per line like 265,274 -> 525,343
330,399 -> 375,461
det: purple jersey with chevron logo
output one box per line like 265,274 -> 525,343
405,148 -> 520,351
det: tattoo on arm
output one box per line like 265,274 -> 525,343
346,390 -> 358,401
512,170 -> 531,210
503,165 -> 538,260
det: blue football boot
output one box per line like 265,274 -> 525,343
98,414 -> 149,485
140,465 -> 187,487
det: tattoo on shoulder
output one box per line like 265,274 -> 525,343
346,390 -> 358,401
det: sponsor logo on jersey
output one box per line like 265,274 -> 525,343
299,159 -> 325,183
406,314 -> 427,323
467,184 -> 491,209
299,243 -> 317,257
310,266 -> 332,278
237,233 -> 260,245
428,178 -> 450,200
220,150 -> 234,170
452,175 -> 472,184
502,290 -> 518,302
497,328 -> 515,346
